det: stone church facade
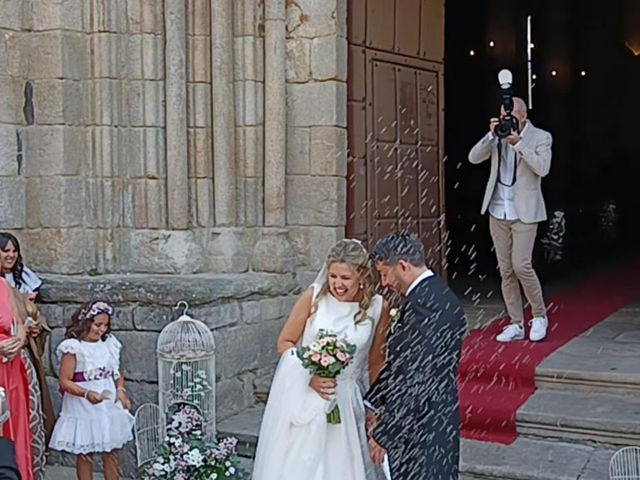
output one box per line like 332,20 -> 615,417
1,0 -> 348,423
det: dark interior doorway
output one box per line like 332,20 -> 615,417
444,0 -> 640,295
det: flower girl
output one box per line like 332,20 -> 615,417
49,301 -> 135,480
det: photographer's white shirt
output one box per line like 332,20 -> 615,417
488,122 -> 529,221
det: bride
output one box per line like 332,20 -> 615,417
252,239 -> 391,480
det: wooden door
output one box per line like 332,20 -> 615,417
347,0 -> 447,274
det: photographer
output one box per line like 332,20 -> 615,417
469,96 -> 552,342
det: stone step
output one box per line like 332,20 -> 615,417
45,466 -> 105,480
45,466 -> 130,480
218,406 -> 263,457
460,437 -> 617,480
219,407 -> 618,480
517,389 -> 640,447
536,316 -> 640,396
536,368 -> 640,396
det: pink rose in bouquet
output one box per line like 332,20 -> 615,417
296,329 -> 356,424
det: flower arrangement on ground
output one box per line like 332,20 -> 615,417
140,403 -> 244,480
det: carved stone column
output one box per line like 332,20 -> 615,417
165,0 -> 189,228
264,0 -> 287,226
211,0 -> 237,225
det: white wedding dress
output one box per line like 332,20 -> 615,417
252,284 -> 386,480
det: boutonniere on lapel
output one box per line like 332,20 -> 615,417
389,307 -> 401,334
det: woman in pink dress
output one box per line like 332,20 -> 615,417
0,277 -> 33,480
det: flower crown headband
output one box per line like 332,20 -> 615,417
79,301 -> 113,322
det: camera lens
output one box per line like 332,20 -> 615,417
495,121 -> 510,138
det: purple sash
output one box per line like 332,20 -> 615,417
72,372 -> 89,382
59,369 -> 115,396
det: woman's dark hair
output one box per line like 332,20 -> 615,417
65,300 -> 113,341
0,232 -> 24,290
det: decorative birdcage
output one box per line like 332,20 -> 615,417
134,302 -> 216,467
134,403 -> 163,467
609,446 -> 640,479
157,306 -> 216,440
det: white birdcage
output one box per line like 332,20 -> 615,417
134,302 -> 217,467
610,446 -> 640,480
157,305 -> 216,440
134,403 -> 164,466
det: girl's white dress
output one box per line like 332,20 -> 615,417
252,286 -> 387,480
49,335 -> 135,454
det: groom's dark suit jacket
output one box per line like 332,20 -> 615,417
366,273 -> 466,480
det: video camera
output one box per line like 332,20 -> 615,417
495,69 -> 519,138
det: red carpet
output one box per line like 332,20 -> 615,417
458,258 -> 640,444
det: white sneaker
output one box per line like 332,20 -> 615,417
529,316 -> 548,342
496,324 -> 525,342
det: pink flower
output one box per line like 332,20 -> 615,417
336,351 -> 347,362
320,354 -> 331,367
319,337 -> 329,346
310,353 -> 321,362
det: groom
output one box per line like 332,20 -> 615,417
366,233 -> 466,480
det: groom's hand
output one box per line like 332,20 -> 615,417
309,375 -> 336,400
369,438 -> 387,465
366,410 -> 380,436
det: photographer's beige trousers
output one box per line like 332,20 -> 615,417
489,216 -> 547,326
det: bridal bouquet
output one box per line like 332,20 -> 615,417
140,404 -> 244,480
296,329 -> 356,424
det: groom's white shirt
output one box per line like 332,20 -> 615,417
405,268 -> 434,296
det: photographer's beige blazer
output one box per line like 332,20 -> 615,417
468,121 -> 552,224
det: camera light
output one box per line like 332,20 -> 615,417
551,70 -> 557,76
530,43 -> 535,48
498,69 -> 513,88
580,70 -> 587,77
489,40 -> 495,48
532,74 -> 537,80
469,50 -> 475,56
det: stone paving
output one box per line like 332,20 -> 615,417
45,465 -> 107,480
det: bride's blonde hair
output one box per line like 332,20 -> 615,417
310,239 -> 376,325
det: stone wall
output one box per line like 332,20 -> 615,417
1,1 -> 170,273
0,0 -> 349,471
285,0 -> 348,284
40,272 -> 300,416
1,0 -> 347,278
40,271 -> 299,472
